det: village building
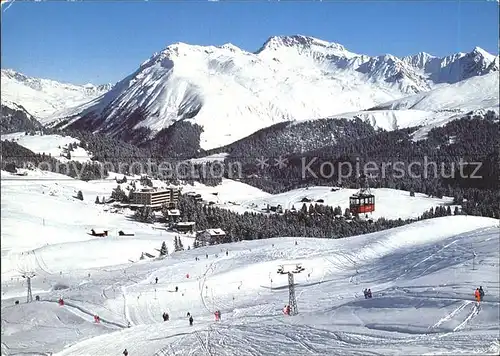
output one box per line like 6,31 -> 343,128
165,209 -> 181,223
185,192 -> 203,203
129,187 -> 181,209
265,204 -> 283,213
173,221 -> 196,234
195,228 -> 226,246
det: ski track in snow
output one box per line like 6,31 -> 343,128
430,301 -> 473,329
453,303 -> 481,332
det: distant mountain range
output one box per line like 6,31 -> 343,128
1,35 -> 498,150
1,69 -> 113,122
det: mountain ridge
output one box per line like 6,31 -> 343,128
3,35 -> 498,151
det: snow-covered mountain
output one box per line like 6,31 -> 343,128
319,72 -> 499,138
369,71 -> 499,112
402,47 -> 499,84
54,35 -> 497,150
0,103 -> 44,134
5,35 -> 498,150
0,69 -> 113,122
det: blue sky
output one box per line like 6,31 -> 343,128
2,0 -> 498,85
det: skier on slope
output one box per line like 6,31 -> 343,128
283,305 -> 290,315
123,349 -> 128,356
214,310 -> 221,321
474,288 -> 481,302
189,315 -> 194,326
479,286 -> 485,301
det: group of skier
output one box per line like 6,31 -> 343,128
363,288 -> 373,299
160,310 -> 222,323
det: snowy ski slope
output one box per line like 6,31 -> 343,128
1,167 -> 499,355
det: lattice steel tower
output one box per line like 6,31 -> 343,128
22,272 -> 35,303
288,272 -> 298,315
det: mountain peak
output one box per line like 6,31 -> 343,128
219,43 -> 241,52
472,46 -> 486,54
256,35 -> 347,53
469,46 -> 495,60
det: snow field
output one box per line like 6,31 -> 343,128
1,132 -> 93,163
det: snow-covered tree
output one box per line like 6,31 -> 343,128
160,241 -> 168,256
174,236 -> 184,252
133,205 -> 155,223
111,185 -> 128,203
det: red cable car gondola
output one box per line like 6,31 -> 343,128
349,174 -> 375,214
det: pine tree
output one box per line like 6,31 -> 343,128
308,204 -> 315,215
174,236 -> 184,252
344,208 -> 351,219
77,190 -> 83,200
111,185 -> 128,203
95,196 -> 100,204
140,252 -> 145,260
133,205 -> 155,223
160,241 -> 168,256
